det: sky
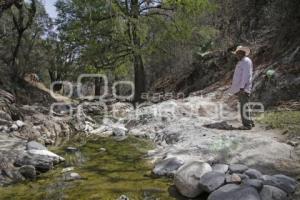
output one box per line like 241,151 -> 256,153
42,0 -> 58,19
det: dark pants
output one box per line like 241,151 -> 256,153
238,92 -> 254,128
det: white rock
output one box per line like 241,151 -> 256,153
62,167 -> 75,173
117,195 -> 129,200
90,126 -> 107,134
28,149 -> 65,164
10,124 -> 19,131
101,131 -> 114,137
84,124 -> 94,132
64,172 -> 81,181
16,120 -> 25,128
174,161 -> 212,198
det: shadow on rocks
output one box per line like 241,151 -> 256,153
203,121 -> 238,130
168,185 -> 209,200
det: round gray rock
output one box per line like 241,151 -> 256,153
260,185 -> 288,200
19,165 -> 36,180
174,161 -> 212,198
261,174 -> 297,194
243,179 -> 263,191
244,169 -> 262,179
236,173 -> 250,180
208,186 -> 260,200
229,164 -> 248,174
212,164 -> 229,174
152,157 -> 184,177
199,171 -> 226,193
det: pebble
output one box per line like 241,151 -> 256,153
62,167 -> 75,173
99,148 -> 106,152
64,172 -> 81,181
65,147 -> 78,153
117,195 -> 129,200
226,173 -> 242,184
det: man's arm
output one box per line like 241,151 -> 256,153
239,61 -> 251,91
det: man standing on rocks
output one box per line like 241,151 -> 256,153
228,46 -> 255,130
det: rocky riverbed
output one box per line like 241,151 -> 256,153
0,88 -> 299,199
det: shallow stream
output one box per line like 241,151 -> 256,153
0,136 -> 177,200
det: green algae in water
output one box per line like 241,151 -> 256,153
0,137 -> 175,200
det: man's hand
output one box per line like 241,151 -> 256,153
236,89 -> 245,96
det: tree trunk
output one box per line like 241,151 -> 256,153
48,69 -> 62,91
131,0 -> 146,103
11,31 -> 23,77
133,54 -> 145,102
94,77 -> 101,97
0,0 -> 22,17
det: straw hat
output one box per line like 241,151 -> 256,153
232,46 -> 251,56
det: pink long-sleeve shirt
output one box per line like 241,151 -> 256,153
229,56 -> 253,94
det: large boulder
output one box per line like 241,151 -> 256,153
15,150 -> 64,172
260,174 -> 297,194
174,161 -> 212,198
243,179 -> 263,191
208,185 -> 261,200
15,153 -> 53,172
152,157 -> 184,177
199,171 -> 226,192
260,185 -> 288,200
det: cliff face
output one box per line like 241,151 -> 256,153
151,0 -> 300,108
